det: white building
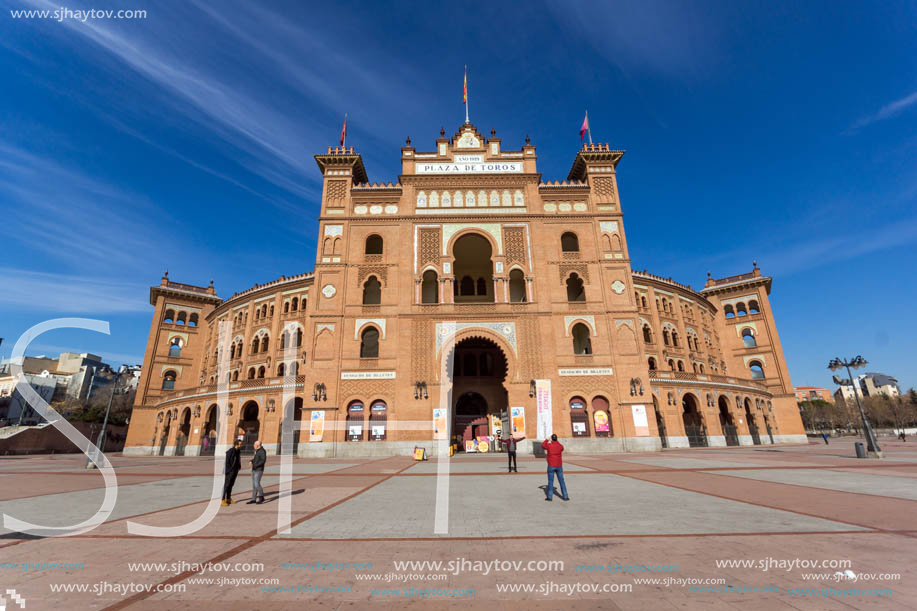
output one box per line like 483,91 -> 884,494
0,373 -> 57,425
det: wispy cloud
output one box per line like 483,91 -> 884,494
848,90 -> 917,132
0,268 -> 149,314
0,142 -> 172,271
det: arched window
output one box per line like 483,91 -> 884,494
262,304 -> 268,318
365,234 -> 383,255
671,331 -> 679,348
453,233 -> 494,303
749,361 -> 765,379
749,300 -> 760,314
641,295 -> 647,308
162,370 -> 176,390
648,357 -> 657,370
421,270 -> 439,304
662,329 -> 671,346
699,364 -> 705,373
642,325 -> 652,343
176,311 -> 187,325
280,332 -> 287,349
561,232 -> 579,252
742,328 -> 757,348
677,361 -> 685,372
232,370 -> 239,381
251,337 -> 259,354
168,337 -> 182,358
260,336 -> 269,352
284,301 -> 290,313
509,269 -> 526,302
692,363 -> 698,373
257,366 -> 265,379
362,276 -> 382,305
189,313 -> 198,327
291,297 -> 298,311
566,273 -> 585,302
276,363 -> 285,377
247,368 -> 256,380
572,323 -> 592,355
295,328 -> 303,347
289,361 -> 298,375
724,304 -> 735,318
668,359 -> 676,371
230,343 -> 236,359
736,302 -> 747,316
360,327 -> 379,358
164,309 -> 175,324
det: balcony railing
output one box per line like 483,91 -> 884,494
650,370 -> 768,390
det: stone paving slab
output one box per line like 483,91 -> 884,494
262,463 -> 356,474
0,474 -> 282,534
616,456 -> 767,469
701,468 -> 917,500
404,460 -> 594,473
279,473 -> 861,539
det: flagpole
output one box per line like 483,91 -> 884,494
464,66 -> 469,124
586,110 -> 592,145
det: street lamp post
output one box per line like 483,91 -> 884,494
828,356 -> 882,458
86,383 -> 127,469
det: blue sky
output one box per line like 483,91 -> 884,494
1,0 -> 915,391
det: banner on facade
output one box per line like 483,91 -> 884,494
535,379 -> 553,439
510,406 -> 525,436
632,405 -> 649,436
309,410 -> 325,442
432,408 -> 447,440
594,410 -> 610,433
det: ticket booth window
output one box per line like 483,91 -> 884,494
370,400 -> 387,441
570,396 -> 590,437
347,401 -> 364,441
592,396 -> 611,437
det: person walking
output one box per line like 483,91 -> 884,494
541,434 -> 569,502
222,439 -> 243,506
821,432 -> 829,445
503,434 -> 525,472
248,440 -> 267,504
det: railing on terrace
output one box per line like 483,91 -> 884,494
649,370 -> 768,390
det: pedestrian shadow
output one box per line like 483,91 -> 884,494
260,489 -> 304,504
538,484 -> 563,499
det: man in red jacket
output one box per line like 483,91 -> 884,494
541,434 -> 569,501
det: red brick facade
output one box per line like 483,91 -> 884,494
124,124 -> 805,457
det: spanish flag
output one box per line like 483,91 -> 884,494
340,113 -> 347,147
463,67 -> 468,104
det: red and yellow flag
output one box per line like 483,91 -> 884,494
463,67 -> 467,104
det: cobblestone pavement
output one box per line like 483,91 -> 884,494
1,439 -> 915,609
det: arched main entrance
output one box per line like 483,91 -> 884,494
238,401 -> 260,454
450,336 -> 509,449
159,412 -> 172,456
682,393 -> 707,447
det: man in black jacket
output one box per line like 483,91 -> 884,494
503,434 -> 525,472
248,440 -> 267,504
222,439 -> 243,506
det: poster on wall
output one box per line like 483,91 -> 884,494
371,425 -> 385,440
309,410 -> 325,442
510,406 -> 526,435
464,439 -> 477,452
632,404 -> 649,436
572,421 -> 586,434
432,408 -> 447,440
594,410 -> 610,433
535,379 -> 553,440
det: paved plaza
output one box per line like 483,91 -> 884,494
1,440 -> 916,609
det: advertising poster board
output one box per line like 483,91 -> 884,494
309,410 -> 325,442
535,379 -> 553,439
510,406 -> 525,435
594,410 -> 610,433
432,408 -> 447,440
632,404 -> 649,436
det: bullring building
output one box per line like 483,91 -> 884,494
124,122 -> 806,457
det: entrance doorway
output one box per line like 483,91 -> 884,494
682,393 -> 708,447
718,396 -> 739,446
450,336 -> 509,450
239,401 -> 260,454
